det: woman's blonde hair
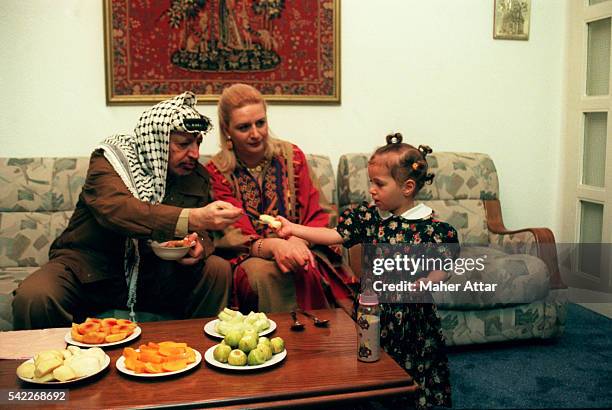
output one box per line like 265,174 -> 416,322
215,83 -> 282,173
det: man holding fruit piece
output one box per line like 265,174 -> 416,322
12,92 -> 243,329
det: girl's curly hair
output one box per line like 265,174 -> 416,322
369,132 -> 435,193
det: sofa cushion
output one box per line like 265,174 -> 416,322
433,246 -> 550,309
0,158 -> 88,212
422,199 -> 489,245
0,211 -> 72,268
439,300 -> 567,346
306,154 -> 338,224
419,153 -> 499,201
337,154 -> 371,208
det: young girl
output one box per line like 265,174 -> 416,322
276,133 -> 458,409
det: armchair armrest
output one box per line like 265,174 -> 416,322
484,199 -> 566,289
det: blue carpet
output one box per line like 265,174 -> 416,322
448,303 -> 612,409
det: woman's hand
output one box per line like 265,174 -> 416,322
177,232 -> 204,266
271,238 -> 315,273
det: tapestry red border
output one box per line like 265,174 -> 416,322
104,0 -> 340,104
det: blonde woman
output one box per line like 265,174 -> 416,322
206,84 -> 354,312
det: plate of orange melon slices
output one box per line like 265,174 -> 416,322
65,317 -> 141,348
115,342 -> 201,377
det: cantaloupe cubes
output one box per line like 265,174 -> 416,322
122,342 -> 195,374
72,317 -> 137,344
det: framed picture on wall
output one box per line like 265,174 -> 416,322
103,0 -> 340,104
493,0 -> 530,40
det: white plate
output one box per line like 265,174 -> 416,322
204,345 -> 287,371
203,319 -> 276,339
115,348 -> 202,377
65,326 -> 142,348
17,354 -> 111,385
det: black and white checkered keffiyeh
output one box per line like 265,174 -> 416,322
95,91 -> 212,321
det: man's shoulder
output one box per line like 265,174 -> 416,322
89,149 -> 106,163
86,149 -> 118,177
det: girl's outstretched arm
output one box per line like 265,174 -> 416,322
276,216 -> 343,245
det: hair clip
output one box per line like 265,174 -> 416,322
412,162 -> 419,171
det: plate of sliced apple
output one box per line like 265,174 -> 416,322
204,308 -> 275,339
16,346 -> 110,384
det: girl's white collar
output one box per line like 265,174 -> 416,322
377,203 -> 433,221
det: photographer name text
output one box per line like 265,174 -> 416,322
373,280 -> 497,292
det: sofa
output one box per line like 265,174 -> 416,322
0,153 -> 567,345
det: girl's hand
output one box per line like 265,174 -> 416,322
275,216 -> 294,239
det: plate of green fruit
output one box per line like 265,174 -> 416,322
204,308 -> 276,339
204,335 -> 286,371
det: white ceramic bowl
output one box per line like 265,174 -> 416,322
150,241 -> 191,260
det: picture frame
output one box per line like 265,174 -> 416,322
103,0 -> 340,104
493,0 -> 530,41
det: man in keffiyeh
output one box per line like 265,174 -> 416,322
12,92 -> 243,329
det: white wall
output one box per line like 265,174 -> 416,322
0,0 -> 567,234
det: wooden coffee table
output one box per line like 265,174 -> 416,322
0,309 -> 416,408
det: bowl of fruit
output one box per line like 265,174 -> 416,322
150,235 -> 196,261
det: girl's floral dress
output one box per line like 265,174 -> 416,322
336,202 -> 459,409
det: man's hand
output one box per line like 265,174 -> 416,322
177,232 -> 203,266
189,200 -> 243,231
271,238 -> 315,273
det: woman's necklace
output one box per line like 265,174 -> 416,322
247,162 -> 265,174
245,158 -> 268,175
